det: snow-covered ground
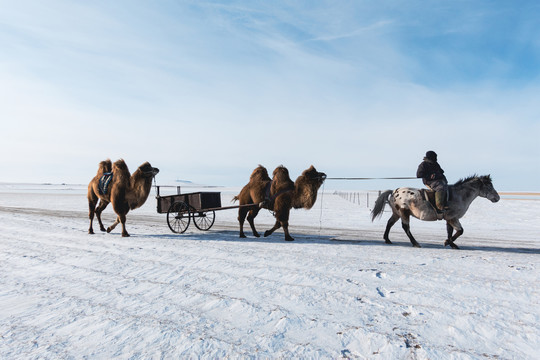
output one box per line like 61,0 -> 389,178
0,183 -> 539,359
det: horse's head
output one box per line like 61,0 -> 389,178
478,175 -> 500,203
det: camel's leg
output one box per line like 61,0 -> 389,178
88,200 -> 97,234
88,188 -> 99,234
400,211 -> 421,248
444,219 -> 463,249
119,214 -> 129,237
264,220 -> 281,238
238,207 -> 249,238
247,208 -> 261,238
281,220 -> 294,241
107,216 -> 120,233
95,200 -> 109,232
265,209 -> 293,241
383,213 -> 399,244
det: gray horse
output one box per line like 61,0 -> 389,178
371,175 -> 500,249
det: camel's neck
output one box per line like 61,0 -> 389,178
292,182 -> 319,209
127,174 -> 153,210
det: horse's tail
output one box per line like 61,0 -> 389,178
371,190 -> 393,221
232,196 -> 239,203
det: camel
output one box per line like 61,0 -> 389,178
88,159 -> 159,237
234,165 -> 326,241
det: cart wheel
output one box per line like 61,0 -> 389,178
167,201 -> 190,233
191,208 -> 216,231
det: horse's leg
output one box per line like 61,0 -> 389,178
446,221 -> 454,238
247,208 -> 261,238
238,206 -> 249,238
383,214 -> 400,244
401,211 -> 421,248
264,220 -> 281,238
95,200 -> 109,232
444,219 -> 463,249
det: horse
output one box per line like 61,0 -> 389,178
371,175 -> 500,249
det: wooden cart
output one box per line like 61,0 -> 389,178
156,186 -> 252,234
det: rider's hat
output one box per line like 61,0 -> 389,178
425,151 -> 437,161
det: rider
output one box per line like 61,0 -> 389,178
416,150 -> 448,213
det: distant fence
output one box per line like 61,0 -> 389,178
334,191 -> 382,208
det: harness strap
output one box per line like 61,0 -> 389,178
262,181 -> 294,209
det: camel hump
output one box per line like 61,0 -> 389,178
272,165 -> 292,182
250,165 -> 270,182
97,159 -> 112,175
271,166 -> 294,193
112,159 -> 130,181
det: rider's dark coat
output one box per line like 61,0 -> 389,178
416,158 -> 448,190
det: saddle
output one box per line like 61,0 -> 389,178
420,188 -> 451,219
98,172 -> 113,195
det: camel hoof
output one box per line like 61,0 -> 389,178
445,240 -> 459,249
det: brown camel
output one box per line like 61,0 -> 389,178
87,159 -> 159,237
234,165 -> 326,241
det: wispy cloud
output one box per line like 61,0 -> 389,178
0,1 -> 538,189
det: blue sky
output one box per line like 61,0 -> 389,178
1,1 -> 539,190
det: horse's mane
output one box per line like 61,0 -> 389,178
453,174 -> 492,187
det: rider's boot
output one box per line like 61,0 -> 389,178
435,191 -> 446,219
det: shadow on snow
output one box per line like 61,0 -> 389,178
141,230 -> 540,255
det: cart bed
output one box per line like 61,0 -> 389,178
157,191 -> 221,213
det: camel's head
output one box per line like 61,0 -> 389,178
301,165 -> 327,186
138,162 -> 160,178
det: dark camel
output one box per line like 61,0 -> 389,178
234,165 -> 326,241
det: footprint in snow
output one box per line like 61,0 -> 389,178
376,287 -> 394,298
